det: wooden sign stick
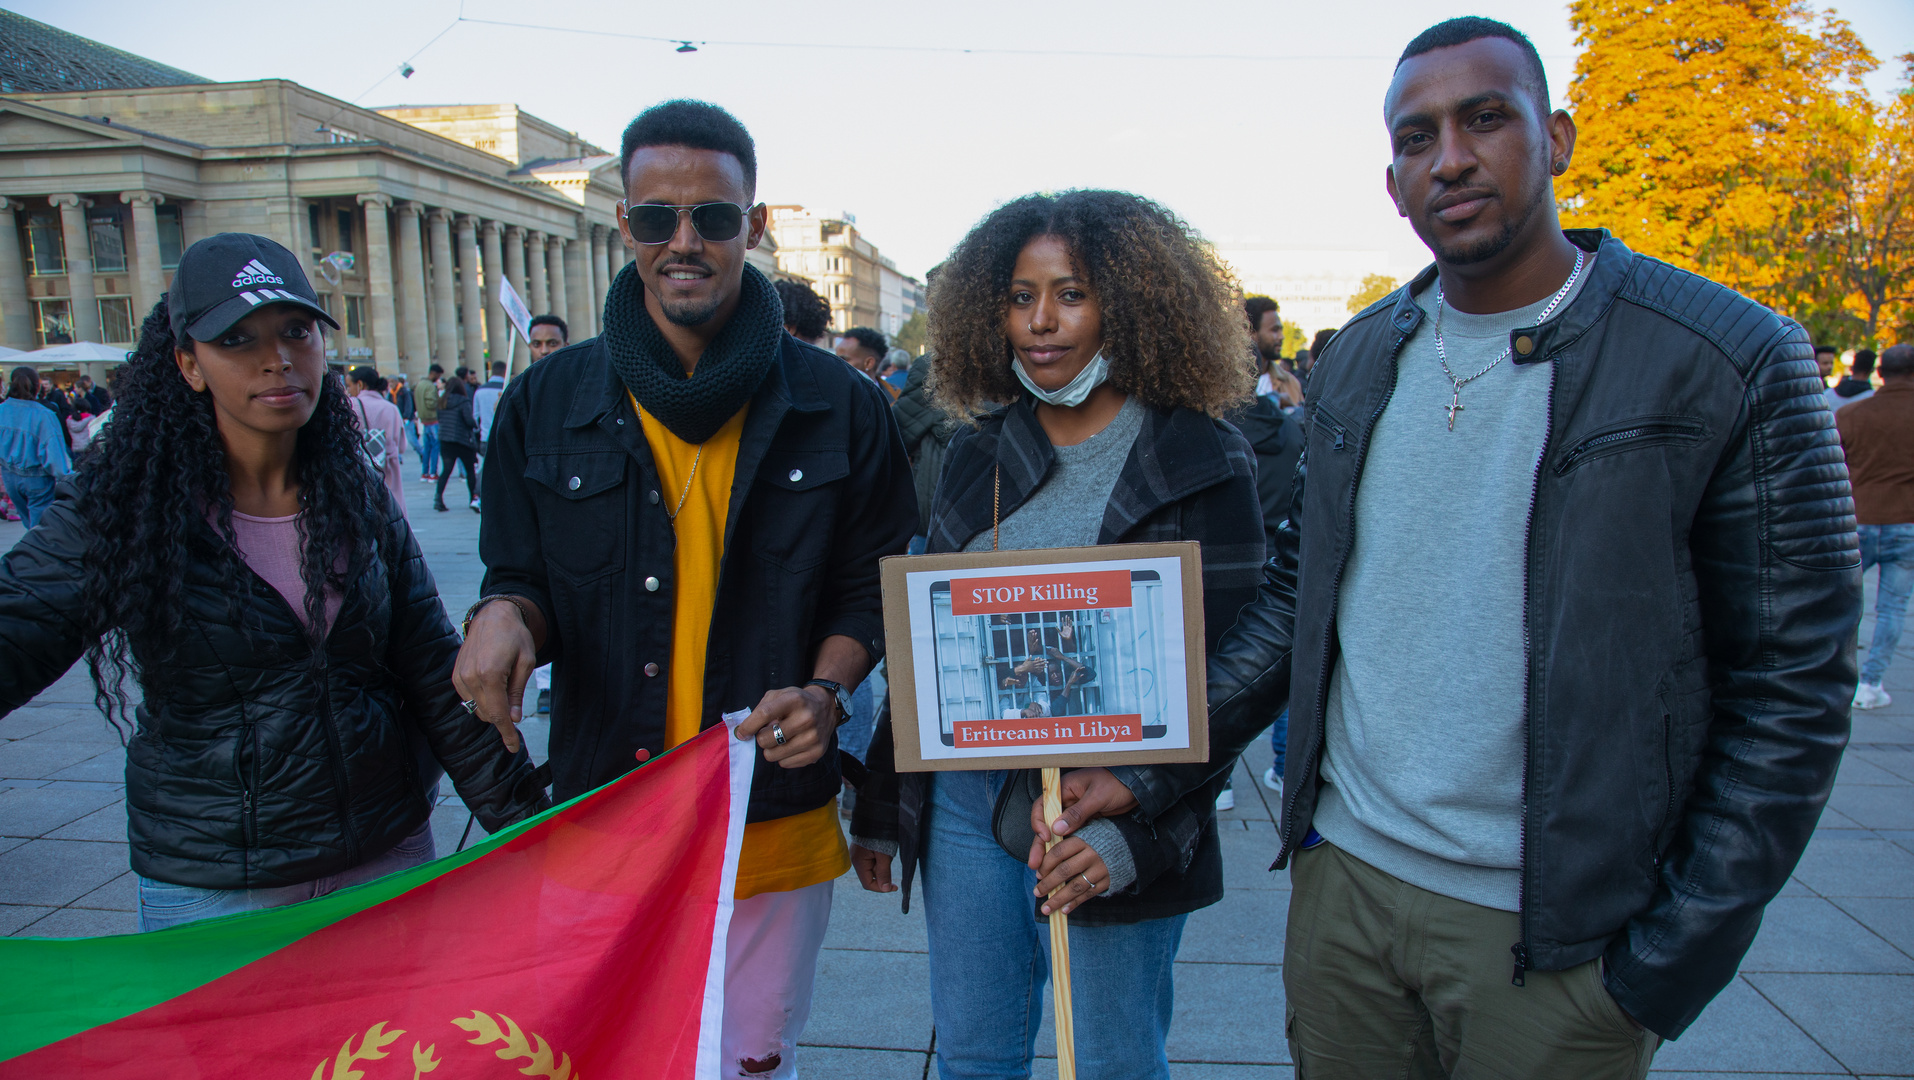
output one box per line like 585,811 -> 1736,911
1042,767 -> 1078,1080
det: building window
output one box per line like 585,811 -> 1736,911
345,295 -> 365,338
34,299 -> 72,345
89,211 -> 127,272
156,205 -> 184,268
24,210 -> 64,275
98,297 -> 134,343
309,203 -> 324,258
336,209 -> 355,255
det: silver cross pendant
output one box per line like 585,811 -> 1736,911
1445,388 -> 1464,431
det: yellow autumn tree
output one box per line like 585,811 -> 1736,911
1560,0 -> 1875,330
1346,273 -> 1399,315
1800,57 -> 1914,345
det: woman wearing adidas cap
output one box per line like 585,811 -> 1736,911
0,233 -> 548,929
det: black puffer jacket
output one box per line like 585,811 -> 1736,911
0,486 -> 549,889
1228,394 -> 1304,552
437,386 -> 479,449
1113,231 -> 1860,1038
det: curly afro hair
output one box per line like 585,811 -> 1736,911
927,190 -> 1253,420
774,278 -> 832,342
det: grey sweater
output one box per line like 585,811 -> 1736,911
1314,263 -> 1591,912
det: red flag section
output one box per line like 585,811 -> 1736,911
1,723 -> 753,1079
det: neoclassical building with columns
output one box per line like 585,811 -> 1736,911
0,18 -> 797,382
0,77 -> 650,382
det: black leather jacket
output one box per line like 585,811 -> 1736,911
478,334 -> 917,812
0,486 -> 549,889
1111,232 -> 1860,1038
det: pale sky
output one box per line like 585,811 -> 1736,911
24,0 -> 1914,283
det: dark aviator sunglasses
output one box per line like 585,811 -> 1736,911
619,201 -> 754,245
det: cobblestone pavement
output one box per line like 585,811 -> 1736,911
2,472 -> 1911,1076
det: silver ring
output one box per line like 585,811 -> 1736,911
1081,873 -> 1095,890
461,699 -> 480,715
771,721 -> 787,746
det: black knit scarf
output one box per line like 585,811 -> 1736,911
601,262 -> 785,444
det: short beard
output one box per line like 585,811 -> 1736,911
1428,171 -> 1547,267
659,294 -> 725,327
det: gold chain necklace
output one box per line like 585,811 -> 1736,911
665,444 -> 704,520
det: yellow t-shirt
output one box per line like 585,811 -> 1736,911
635,397 -> 850,900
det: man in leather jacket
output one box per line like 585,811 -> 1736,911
1035,18 -> 1859,1075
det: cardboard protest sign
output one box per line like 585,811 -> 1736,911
881,542 -> 1208,771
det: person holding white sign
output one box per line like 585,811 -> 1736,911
850,190 -> 1266,1080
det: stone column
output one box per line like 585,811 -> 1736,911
590,225 -> 611,322
357,194 -> 397,370
120,191 -> 166,326
565,220 -> 593,339
601,224 -> 623,300
0,200 -> 33,350
547,235 -> 569,334
504,226 -> 529,304
480,219 -> 508,372
504,226 -> 528,374
50,194 -> 100,343
456,215 -> 485,371
426,209 -> 456,364
395,202 -> 431,380
528,231 -> 550,317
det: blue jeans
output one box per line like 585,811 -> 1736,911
420,422 -> 440,478
921,770 -> 1186,1080
1,471 -> 56,530
404,418 -> 423,460
1269,706 -> 1289,776
839,665 -> 885,765
1860,524 -> 1914,685
136,822 -> 436,932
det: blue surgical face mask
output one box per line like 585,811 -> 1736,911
1013,349 -> 1110,408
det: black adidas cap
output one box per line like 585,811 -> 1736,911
168,233 -> 339,343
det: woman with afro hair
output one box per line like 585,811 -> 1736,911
850,190 -> 1268,1079
0,234 -> 546,931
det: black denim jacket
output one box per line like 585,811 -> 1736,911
479,333 -> 918,817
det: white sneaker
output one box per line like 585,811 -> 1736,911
1262,766 -> 1283,795
1215,786 -> 1235,812
1854,681 -> 1893,710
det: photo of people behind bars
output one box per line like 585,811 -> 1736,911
926,571 -> 1177,742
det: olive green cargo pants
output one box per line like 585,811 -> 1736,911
1285,841 -> 1659,1079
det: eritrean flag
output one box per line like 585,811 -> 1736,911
0,720 -> 754,1078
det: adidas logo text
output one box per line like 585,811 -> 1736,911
231,258 -> 285,288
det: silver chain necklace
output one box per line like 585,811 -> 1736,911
1433,247 -> 1586,431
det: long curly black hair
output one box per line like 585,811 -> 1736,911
77,298 -> 386,734
928,190 -> 1254,420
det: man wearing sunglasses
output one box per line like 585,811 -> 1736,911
457,99 -> 916,1080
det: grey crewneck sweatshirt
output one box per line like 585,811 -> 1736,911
1313,259 -> 1592,912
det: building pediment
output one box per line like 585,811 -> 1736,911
0,104 -> 126,146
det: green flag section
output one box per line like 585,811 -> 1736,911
0,722 -> 754,1079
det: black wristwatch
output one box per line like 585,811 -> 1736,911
804,678 -> 854,726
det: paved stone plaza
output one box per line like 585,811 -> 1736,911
2,473 -> 1911,1076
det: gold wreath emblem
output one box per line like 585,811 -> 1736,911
309,1011 -> 578,1080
